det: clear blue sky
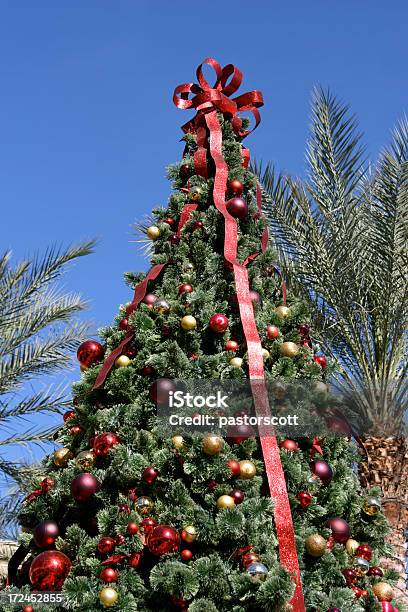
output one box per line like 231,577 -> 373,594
0,1 -> 407,482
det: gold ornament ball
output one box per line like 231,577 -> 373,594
172,435 -> 186,450
239,460 -> 257,479
275,305 -> 290,319
372,582 -> 393,602
75,450 -> 95,470
182,525 -> 197,543
280,342 -> 299,358
99,586 -> 119,607
262,348 -> 270,360
135,496 -> 154,514
147,225 -> 160,240
230,357 -> 243,368
53,447 -> 73,468
153,299 -> 171,314
217,494 -> 235,509
190,187 -> 202,201
115,355 -> 131,368
202,434 -> 224,455
353,556 -> 370,576
345,538 -> 360,555
363,496 -> 382,516
305,534 -> 327,557
181,315 -> 197,331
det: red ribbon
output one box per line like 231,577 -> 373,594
174,59 -> 304,610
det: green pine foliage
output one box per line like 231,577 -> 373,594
7,115 -> 397,611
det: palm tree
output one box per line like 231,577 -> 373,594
259,90 -> 408,601
0,241 -> 95,538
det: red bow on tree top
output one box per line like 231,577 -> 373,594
173,57 -> 264,137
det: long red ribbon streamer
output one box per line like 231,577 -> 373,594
205,109 -> 304,609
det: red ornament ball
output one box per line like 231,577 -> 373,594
93,432 -> 120,457
149,378 -> 176,405
209,313 -> 229,333
180,549 -> 193,562
63,410 -> 75,422
368,566 -> 384,577
225,339 -> 239,351
147,525 -> 181,556
163,217 -> 175,226
141,517 -> 157,535
226,196 -> 248,219
228,179 -> 244,195
114,534 -> 125,545
142,365 -> 156,376
29,550 -> 71,590
356,543 -> 372,561
230,490 -> 245,504
352,586 -> 364,599
296,491 -> 313,508
326,517 -> 350,543
227,459 -> 241,477
310,459 -> 333,484
279,439 -> 299,452
33,520 -> 60,548
313,355 -> 327,368
192,220 -> 204,231
142,293 -> 157,308
22,607 -> 34,612
342,568 -> 357,585
227,423 -> 254,444
97,537 -> 116,554
143,466 -> 159,485
127,522 -> 139,535
71,473 -> 100,502
128,552 -> 142,568
40,477 -> 55,493
242,552 -> 259,568
77,340 -> 105,368
179,283 -> 193,294
119,318 -> 130,331
70,425 -> 83,436
266,325 -> 280,340
100,567 -> 118,583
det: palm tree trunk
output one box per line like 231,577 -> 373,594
359,437 -> 408,605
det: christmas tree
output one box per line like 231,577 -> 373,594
6,59 -> 400,612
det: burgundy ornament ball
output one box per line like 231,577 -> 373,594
192,220 -> 204,231
63,410 -> 75,422
342,567 -> 357,585
143,466 -> 159,485
98,537 -> 116,554
142,365 -> 156,376
70,425 -> 83,436
296,491 -> 313,508
326,517 -> 350,543
142,293 -> 157,309
179,163 -> 190,179
368,566 -> 384,577
298,324 -> 310,337
209,313 -> 229,333
226,196 -> 248,220
128,552 -> 142,568
227,459 -> 241,477
100,567 -> 118,583
33,520 -> 60,548
93,432 -> 120,458
169,233 -> 180,245
227,423 -> 254,444
77,340 -> 105,368
230,490 -> 245,504
141,517 -> 157,535
147,525 -> 181,556
180,549 -> 193,562
119,318 -> 130,331
71,473 -> 100,502
114,534 -> 125,545
149,378 -> 176,405
310,459 -> 333,484
228,179 -> 244,195
118,503 -> 130,513
29,550 -> 71,590
313,355 -> 327,368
